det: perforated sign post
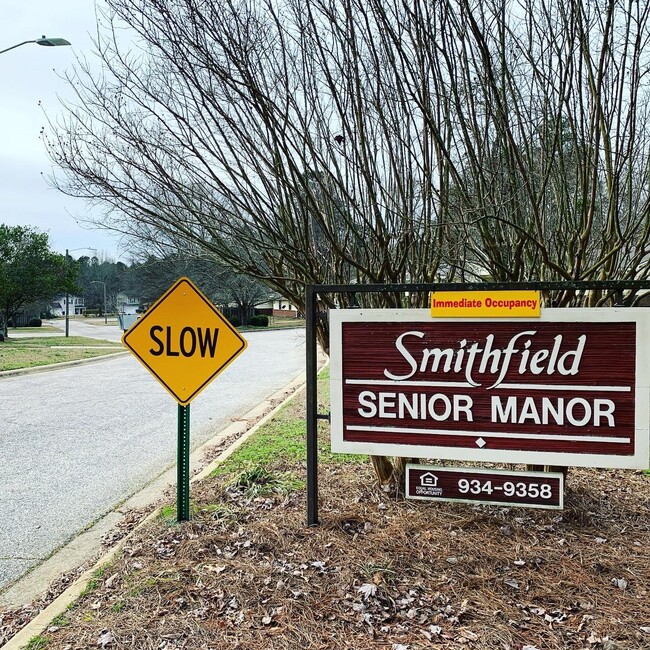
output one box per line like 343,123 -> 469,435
123,277 -> 247,521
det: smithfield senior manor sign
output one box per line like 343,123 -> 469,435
330,308 -> 650,469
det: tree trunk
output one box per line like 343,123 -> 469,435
370,455 -> 394,484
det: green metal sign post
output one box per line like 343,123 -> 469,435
177,404 -> 191,521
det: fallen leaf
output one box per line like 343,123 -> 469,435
504,578 -> 519,589
358,583 -> 377,599
104,573 -> 118,588
205,565 -> 226,574
97,630 -> 113,648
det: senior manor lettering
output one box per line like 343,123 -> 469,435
341,321 -> 635,454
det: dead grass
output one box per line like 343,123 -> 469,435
2,378 -> 650,650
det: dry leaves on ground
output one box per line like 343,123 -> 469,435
11,461 -> 648,650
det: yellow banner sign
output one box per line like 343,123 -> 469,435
430,290 -> 541,318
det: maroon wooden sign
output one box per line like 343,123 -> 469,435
406,465 -> 564,509
330,309 -> 650,469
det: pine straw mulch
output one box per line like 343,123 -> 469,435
26,458 -> 650,650
0,394 -> 297,648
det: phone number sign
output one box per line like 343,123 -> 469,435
406,465 -> 564,509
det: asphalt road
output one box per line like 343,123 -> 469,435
0,324 -> 305,591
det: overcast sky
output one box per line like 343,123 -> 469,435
1,1 -> 127,261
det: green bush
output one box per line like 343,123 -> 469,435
227,315 -> 242,327
28,318 -> 43,327
248,315 -> 269,327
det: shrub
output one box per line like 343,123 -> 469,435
227,315 -> 242,327
248,315 -> 269,327
28,318 -> 43,327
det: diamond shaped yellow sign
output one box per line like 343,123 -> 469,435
122,277 -> 247,405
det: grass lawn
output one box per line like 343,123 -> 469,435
6,325 -> 62,334
0,336 -> 125,371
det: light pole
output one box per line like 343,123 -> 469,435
0,36 -> 71,55
91,281 -> 107,324
2,34 -> 75,331
65,248 -> 96,337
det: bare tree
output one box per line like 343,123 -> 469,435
124,253 -> 276,323
46,1 -> 456,323
371,0 -> 650,304
46,0 -> 650,484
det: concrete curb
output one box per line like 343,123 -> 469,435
1,365 -> 317,649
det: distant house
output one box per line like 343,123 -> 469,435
256,299 -> 299,318
51,295 -> 85,317
116,293 -> 141,315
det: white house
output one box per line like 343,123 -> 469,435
51,295 -> 85,317
116,293 -> 141,315
256,299 -> 299,318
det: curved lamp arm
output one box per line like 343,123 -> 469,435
0,36 -> 70,55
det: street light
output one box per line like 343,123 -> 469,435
91,281 -> 107,325
0,36 -> 71,56
65,248 -> 96,337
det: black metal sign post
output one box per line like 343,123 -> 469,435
306,285 -> 319,526
305,280 -> 650,527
